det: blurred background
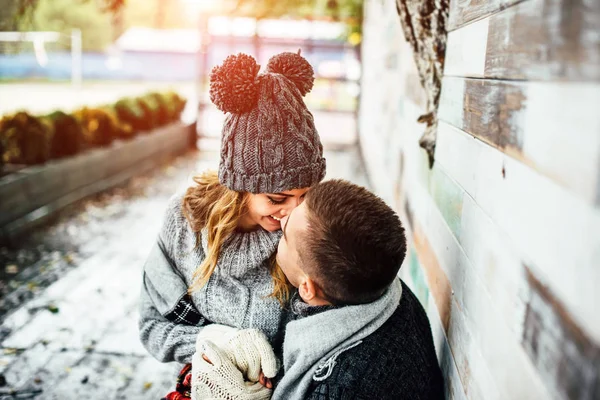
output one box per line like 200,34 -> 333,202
1,0 -> 599,399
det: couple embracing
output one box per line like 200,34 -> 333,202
139,51 -> 444,400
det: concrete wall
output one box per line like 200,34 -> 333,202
359,0 -> 600,398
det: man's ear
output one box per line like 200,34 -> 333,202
298,278 -> 315,302
299,277 -> 331,306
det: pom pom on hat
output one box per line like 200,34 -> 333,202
266,50 -> 315,96
209,53 -> 261,114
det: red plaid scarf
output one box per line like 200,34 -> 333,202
162,363 -> 192,400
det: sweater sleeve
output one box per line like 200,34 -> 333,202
138,266 -> 201,363
138,193 -> 206,364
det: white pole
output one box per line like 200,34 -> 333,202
71,28 -> 82,89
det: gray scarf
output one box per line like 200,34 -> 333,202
272,279 -> 403,399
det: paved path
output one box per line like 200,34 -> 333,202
0,145 -> 368,399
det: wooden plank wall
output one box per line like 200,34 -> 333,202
359,0 -> 600,398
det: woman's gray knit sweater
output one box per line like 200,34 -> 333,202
138,193 -> 287,364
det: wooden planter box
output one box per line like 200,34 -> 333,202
0,122 -> 194,243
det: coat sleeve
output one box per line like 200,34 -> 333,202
138,193 -> 208,364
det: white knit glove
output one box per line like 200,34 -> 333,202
196,324 -> 279,382
191,340 -> 273,400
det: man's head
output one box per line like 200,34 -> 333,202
276,180 -> 407,306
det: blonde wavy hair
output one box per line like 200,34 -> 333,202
182,170 -> 292,306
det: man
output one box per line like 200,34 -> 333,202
193,180 -> 445,400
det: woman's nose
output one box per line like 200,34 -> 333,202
280,199 -> 300,216
280,206 -> 291,216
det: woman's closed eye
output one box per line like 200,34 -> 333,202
268,196 -> 286,205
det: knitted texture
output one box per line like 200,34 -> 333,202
272,280 -> 403,400
304,281 -> 445,400
195,325 -> 279,381
192,341 -> 273,400
139,193 -> 288,364
211,52 -> 326,194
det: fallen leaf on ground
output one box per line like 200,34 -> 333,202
5,265 -> 18,274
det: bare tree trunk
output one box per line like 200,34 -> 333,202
395,0 -> 449,167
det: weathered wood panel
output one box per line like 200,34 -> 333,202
522,267 -> 600,400
444,0 -> 600,80
427,296 -> 468,400
435,122 -> 600,343
412,223 -> 452,331
359,0 -> 426,203
433,128 -> 600,398
405,173 -> 553,398
399,245 -> 467,400
447,0 -> 525,31
438,77 -> 600,206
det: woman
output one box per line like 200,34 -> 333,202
138,51 -> 326,369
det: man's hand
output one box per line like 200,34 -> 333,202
196,325 -> 279,382
192,340 -> 273,400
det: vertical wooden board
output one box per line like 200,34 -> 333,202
444,0 -> 600,80
484,0 -> 600,81
407,181 -> 552,398
406,245 -> 432,309
401,206 -> 466,400
597,157 -> 600,207
447,0 -> 525,31
521,267 -> 600,400
520,82 -> 600,205
428,167 -> 464,241
438,80 -> 600,206
437,77 -> 467,138
444,18 -> 489,77
436,122 -> 527,339
428,151 -> 523,326
426,294 -> 468,400
403,215 -> 492,400
438,77 -> 526,151
436,122 -> 600,343
412,222 -> 453,332
445,298 -> 503,400
459,195 -> 530,338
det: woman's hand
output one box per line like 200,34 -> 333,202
201,354 -> 272,388
196,325 -> 279,382
192,341 -> 273,400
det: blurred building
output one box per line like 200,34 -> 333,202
0,17 -> 358,82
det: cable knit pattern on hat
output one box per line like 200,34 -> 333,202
212,52 -> 326,194
139,193 -> 288,364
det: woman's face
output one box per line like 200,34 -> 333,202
240,187 -> 310,232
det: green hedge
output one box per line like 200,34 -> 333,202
0,91 -> 187,165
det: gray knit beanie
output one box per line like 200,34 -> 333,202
209,51 -> 326,194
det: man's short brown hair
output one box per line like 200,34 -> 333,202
300,180 -> 407,305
